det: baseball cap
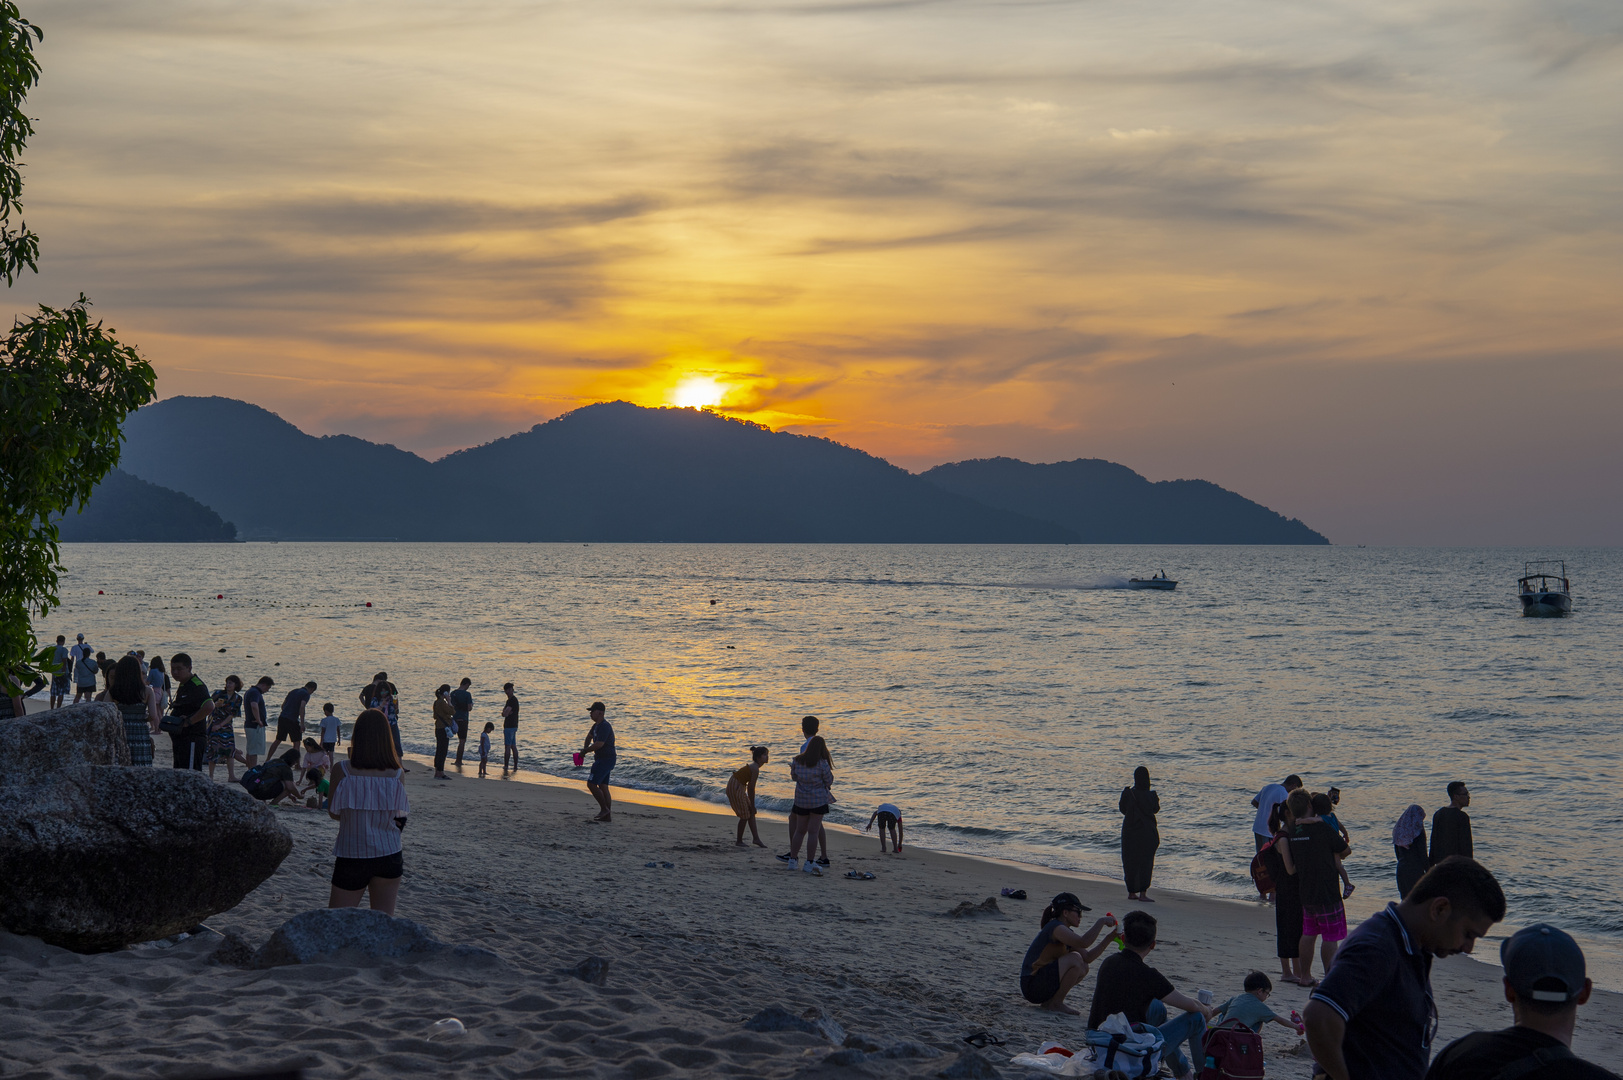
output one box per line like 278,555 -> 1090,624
1050,892 -> 1086,914
1501,924 -> 1586,1003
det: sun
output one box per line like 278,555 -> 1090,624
671,375 -> 726,410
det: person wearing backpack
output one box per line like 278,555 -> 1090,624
1422,924 -> 1617,1080
1255,797 -> 1307,985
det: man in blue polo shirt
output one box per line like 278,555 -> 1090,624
1304,857 -> 1506,1080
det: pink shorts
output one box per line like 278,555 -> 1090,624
1302,905 -> 1347,941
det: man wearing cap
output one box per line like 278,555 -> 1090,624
1304,856 -> 1507,1080
1423,924 -> 1616,1079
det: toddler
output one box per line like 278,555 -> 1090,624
1324,786 -> 1355,898
478,721 -> 494,777
318,702 -> 341,752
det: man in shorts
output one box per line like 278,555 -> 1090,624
1304,856 -> 1505,1080
582,700 -> 616,821
268,680 -> 317,761
501,682 -> 520,771
242,676 -> 273,766
50,635 -> 70,708
450,677 -> 474,765
72,645 -> 100,704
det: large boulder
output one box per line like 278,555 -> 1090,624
0,703 -> 293,952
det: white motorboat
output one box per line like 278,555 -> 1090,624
1127,570 -> 1177,591
1518,560 -> 1572,617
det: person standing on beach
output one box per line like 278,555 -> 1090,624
727,745 -> 769,847
327,708 -> 409,916
1260,793 -> 1305,985
1430,782 -> 1473,865
268,680 -> 316,761
164,653 -> 213,771
1392,805 -> 1428,899
501,682 -> 520,772
98,655 -> 159,767
72,645 -> 100,705
450,677 -> 473,766
1120,765 -> 1160,902
783,735 -> 833,875
50,635 -> 69,708
206,676 -> 245,782
1423,924 -> 1619,1080
581,700 -> 616,821
1086,910 -> 1215,1080
796,715 -> 832,867
242,676 -> 272,767
360,672 -> 403,763
432,684 -> 454,779
1019,894 -> 1118,1015
1280,790 -> 1350,984
1252,774 -> 1302,852
1303,857 -> 1505,1080
147,656 -> 170,716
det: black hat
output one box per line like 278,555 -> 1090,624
1051,892 -> 1086,914
1503,924 -> 1586,1004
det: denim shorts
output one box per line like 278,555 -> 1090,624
503,727 -> 517,747
589,758 -> 615,785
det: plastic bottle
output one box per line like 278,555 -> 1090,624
1106,913 -> 1124,950
1291,1009 -> 1305,1035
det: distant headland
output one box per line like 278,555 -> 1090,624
62,397 -> 1329,544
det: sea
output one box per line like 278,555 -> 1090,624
41,543 -> 1623,983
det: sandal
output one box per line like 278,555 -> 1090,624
961,1031 -> 1006,1048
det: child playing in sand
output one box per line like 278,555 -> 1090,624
478,721 -> 494,777
1325,786 -> 1354,898
727,746 -> 769,847
300,765 -> 328,807
1213,971 -> 1304,1034
864,802 -> 905,852
301,736 -> 332,774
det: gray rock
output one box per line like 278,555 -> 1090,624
572,955 -> 611,985
880,1042 -> 941,1059
843,1034 -> 888,1053
938,1050 -> 999,1078
824,1049 -> 871,1068
0,705 -> 292,953
208,930 -> 256,968
254,908 -> 461,967
744,1005 -> 846,1044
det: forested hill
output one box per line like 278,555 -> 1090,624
55,470 -> 237,542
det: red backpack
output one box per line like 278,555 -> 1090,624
1248,839 -> 1277,896
1200,1019 -> 1264,1080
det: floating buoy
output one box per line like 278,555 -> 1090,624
216,594 -> 224,600
710,599 -> 717,605
98,590 -> 104,595
218,647 -> 226,652
365,602 -> 372,608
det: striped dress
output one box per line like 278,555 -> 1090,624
118,699 -> 155,766
331,772 -> 409,859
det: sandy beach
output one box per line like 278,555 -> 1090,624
3,761 -> 1621,1079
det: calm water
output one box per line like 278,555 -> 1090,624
43,544 -> 1623,979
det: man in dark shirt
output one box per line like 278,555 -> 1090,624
165,653 -> 214,771
502,682 -> 520,772
268,680 -> 317,761
1424,923 -> 1617,1080
1086,911 -> 1214,1080
1304,856 -> 1505,1080
450,677 -> 474,766
242,676 -> 273,766
1430,782 -> 1473,865
582,701 -> 617,822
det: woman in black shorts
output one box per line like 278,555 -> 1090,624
784,735 -> 834,875
1018,893 -> 1118,1015
327,709 -> 409,915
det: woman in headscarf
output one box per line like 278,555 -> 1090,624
1119,765 -> 1160,901
1392,804 -> 1428,899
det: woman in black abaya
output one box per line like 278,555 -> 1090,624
1119,765 -> 1161,901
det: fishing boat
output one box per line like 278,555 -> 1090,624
1127,571 -> 1177,591
1518,560 -> 1572,617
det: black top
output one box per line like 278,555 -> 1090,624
1424,1027 -> 1617,1080
279,686 -> 312,719
588,719 -> 616,759
1430,807 -> 1473,864
1086,949 -> 1175,1030
503,694 -> 519,729
262,760 -> 295,785
1290,819 -> 1350,908
169,674 -> 211,728
242,686 -> 266,728
1311,904 -> 1433,1080
1022,918 -> 1063,978
1119,787 -> 1160,832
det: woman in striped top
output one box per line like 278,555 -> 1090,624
327,708 -> 409,916
784,736 -> 834,875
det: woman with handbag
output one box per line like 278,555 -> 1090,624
1119,765 -> 1160,902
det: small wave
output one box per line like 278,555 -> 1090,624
1440,708 -> 1521,724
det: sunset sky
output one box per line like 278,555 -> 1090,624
15,0 -> 1622,544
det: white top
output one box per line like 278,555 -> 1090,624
331,772 -> 409,859
319,714 -> 341,741
877,803 -> 902,818
1253,783 -> 1288,835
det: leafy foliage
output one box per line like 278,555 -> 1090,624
0,3 -> 155,695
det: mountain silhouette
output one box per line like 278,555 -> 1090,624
921,457 -> 1328,544
107,397 -> 1326,543
55,469 -> 237,542
115,397 -> 1069,542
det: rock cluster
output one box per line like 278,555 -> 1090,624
247,908 -> 501,969
0,703 -> 293,952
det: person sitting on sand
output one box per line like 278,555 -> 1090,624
864,802 -> 904,853
1086,910 -> 1215,1080
328,708 -> 409,916
1213,971 -> 1303,1035
1019,893 -> 1117,1015
727,745 -> 769,847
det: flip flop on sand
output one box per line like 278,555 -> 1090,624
1000,888 -> 1028,900
960,1031 -> 1006,1048
843,871 -> 877,880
